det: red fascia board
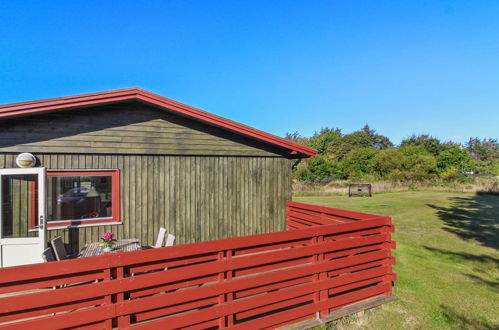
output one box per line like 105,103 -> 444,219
0,88 -> 317,157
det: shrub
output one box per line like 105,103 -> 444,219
437,146 -> 475,173
338,148 -> 379,179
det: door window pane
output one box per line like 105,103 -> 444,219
1,175 -> 38,238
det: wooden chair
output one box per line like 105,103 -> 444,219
154,227 -> 167,248
51,236 -> 69,261
42,247 -> 56,262
165,233 -> 176,247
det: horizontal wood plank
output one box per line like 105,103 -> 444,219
0,103 -> 290,157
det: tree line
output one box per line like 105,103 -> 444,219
286,126 -> 499,182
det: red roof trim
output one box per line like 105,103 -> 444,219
0,88 -> 316,157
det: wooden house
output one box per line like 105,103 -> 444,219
0,88 -> 316,266
0,90 -> 397,327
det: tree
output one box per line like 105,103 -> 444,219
284,131 -> 308,146
328,131 -> 372,161
338,148 -> 378,179
466,137 -> 499,162
437,146 -> 475,173
290,124 -> 498,183
400,147 -> 437,179
306,128 -> 341,155
374,146 -> 437,181
400,134 -> 444,156
373,149 -> 404,177
284,131 -> 301,141
361,124 -> 394,149
295,155 -> 337,181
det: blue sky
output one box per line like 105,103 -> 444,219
1,1 -> 498,144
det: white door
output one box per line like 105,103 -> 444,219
0,168 -> 46,267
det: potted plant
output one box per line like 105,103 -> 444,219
101,232 -> 116,252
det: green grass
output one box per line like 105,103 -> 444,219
294,191 -> 499,329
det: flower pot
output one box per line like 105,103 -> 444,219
103,246 -> 112,253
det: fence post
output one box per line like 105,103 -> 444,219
216,249 -> 234,328
316,233 -> 328,319
217,251 -> 226,328
383,219 -> 396,297
103,267 -> 114,330
225,249 -> 234,327
116,265 -> 130,327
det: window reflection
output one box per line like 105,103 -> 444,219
47,175 -> 113,222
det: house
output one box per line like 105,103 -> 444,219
0,90 -> 396,327
0,88 -> 316,267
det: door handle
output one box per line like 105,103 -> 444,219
39,215 -> 44,230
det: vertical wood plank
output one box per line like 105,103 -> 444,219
136,155 -> 143,243
129,155 -> 136,241
116,265 -> 130,327
0,151 -> 291,248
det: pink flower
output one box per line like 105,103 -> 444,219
102,232 -> 114,240
101,232 -> 115,248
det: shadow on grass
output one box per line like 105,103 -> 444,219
463,273 -> 499,293
427,194 -> 499,249
423,246 -> 499,265
440,305 -> 498,330
424,246 -> 499,292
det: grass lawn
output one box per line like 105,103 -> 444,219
294,191 -> 499,329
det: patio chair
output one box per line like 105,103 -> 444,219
50,236 -> 69,261
165,233 -> 175,247
154,227 -> 167,248
42,247 -> 56,262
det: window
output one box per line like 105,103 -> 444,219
46,170 -> 120,228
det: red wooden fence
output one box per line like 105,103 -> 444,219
0,201 -> 395,329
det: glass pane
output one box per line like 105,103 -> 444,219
47,175 -> 112,221
1,175 -> 38,238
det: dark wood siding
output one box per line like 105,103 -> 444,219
0,102 -> 289,157
0,153 -> 291,253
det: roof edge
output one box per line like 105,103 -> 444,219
0,88 -> 317,157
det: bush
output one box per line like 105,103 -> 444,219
439,166 -> 468,182
437,146 -> 475,173
287,126 -> 498,183
400,134 -> 445,156
338,148 -> 379,179
373,149 -> 404,176
307,128 -> 341,155
295,155 -> 337,181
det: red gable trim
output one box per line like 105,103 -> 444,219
0,88 -> 316,157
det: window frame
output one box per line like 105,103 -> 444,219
43,169 -> 121,229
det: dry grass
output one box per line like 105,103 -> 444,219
293,178 -> 499,196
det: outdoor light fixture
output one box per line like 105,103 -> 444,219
15,153 -> 37,168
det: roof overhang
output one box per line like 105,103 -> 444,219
0,88 -> 316,158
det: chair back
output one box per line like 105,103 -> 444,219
165,233 -> 176,247
42,247 -> 56,262
51,236 -> 68,260
154,227 -> 167,248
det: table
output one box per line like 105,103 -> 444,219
78,238 -> 142,257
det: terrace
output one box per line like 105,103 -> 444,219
0,200 -> 396,329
